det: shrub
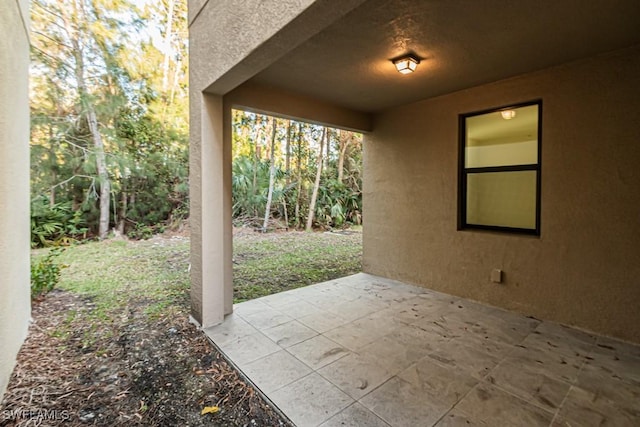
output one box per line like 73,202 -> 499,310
30,197 -> 88,248
31,248 -> 67,299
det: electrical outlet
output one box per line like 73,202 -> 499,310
491,269 -> 503,283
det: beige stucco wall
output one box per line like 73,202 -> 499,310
188,0 -> 368,94
188,0 -> 368,326
225,82 -> 372,132
0,0 -> 31,397
364,46 -> 640,343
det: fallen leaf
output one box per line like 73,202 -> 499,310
201,406 -> 220,415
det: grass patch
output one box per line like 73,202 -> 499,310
53,237 -> 191,348
233,231 -> 362,302
54,230 -> 362,311
58,238 -> 190,303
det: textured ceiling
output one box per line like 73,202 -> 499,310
249,0 -> 640,113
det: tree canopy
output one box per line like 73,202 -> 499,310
30,0 -> 189,246
29,0 -> 362,247
231,110 -> 363,232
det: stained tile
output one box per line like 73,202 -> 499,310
593,335 -> 640,359
272,299 -> 326,319
298,311 -> 351,333
259,291 -> 302,309
507,345 -> 585,383
322,312 -> 402,352
575,361 -> 640,413
325,299 -> 386,322
434,408 -> 488,427
242,306 -> 294,331
324,321 -> 385,352
486,357 -> 571,412
440,302 -> 502,326
240,350 -> 312,394
454,331 -> 514,360
318,353 -> 395,399
262,320 -> 318,347
426,339 -> 502,380
584,344 -> 640,384
390,323 -> 452,352
305,293 -> 351,311
454,383 -> 553,426
444,304 -> 537,346
523,323 -> 596,359
359,335 -> 432,376
286,283 -> 326,299
217,275 -> 640,427
287,335 -> 351,370
397,357 -> 478,406
269,373 -> 353,427
360,376 -> 453,427
553,385 -> 640,427
412,314 -> 469,341
203,314 -> 258,346
318,402 -> 391,427
217,331 -> 280,367
233,299 -> 271,318
535,321 -> 598,346
377,300 -> 438,324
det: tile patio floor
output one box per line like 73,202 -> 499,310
203,273 -> 640,427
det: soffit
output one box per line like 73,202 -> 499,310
248,0 -> 640,113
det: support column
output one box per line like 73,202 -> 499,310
190,93 -> 233,328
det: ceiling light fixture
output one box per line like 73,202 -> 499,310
500,110 -> 517,120
392,54 -> 420,74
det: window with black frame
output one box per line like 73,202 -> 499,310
458,101 -> 541,235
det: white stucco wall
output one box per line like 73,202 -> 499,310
0,0 -> 31,397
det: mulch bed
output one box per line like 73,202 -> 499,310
0,289 -> 292,426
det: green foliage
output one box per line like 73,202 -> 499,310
127,223 -> 166,240
315,179 -> 362,227
31,248 -> 67,299
231,110 -> 363,230
31,197 -> 88,248
30,0 -> 189,241
232,155 -> 287,225
114,107 -> 189,236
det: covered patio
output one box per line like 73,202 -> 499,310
204,274 -> 640,427
189,1 -> 640,425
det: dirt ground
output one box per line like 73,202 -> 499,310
1,229 -> 363,426
0,244 -> 294,426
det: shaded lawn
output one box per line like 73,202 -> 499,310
1,230 -> 361,426
233,229 -> 362,301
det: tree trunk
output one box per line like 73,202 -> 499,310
285,119 -> 291,185
262,117 -> 277,232
337,130 -> 351,184
67,0 -> 110,239
325,128 -> 331,170
252,116 -> 262,208
161,0 -> 175,92
87,109 -> 111,239
294,123 -> 303,227
117,190 -> 127,235
282,198 -> 289,230
306,127 -> 326,231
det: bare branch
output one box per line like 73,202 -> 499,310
32,30 -> 73,49
50,175 -> 95,191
